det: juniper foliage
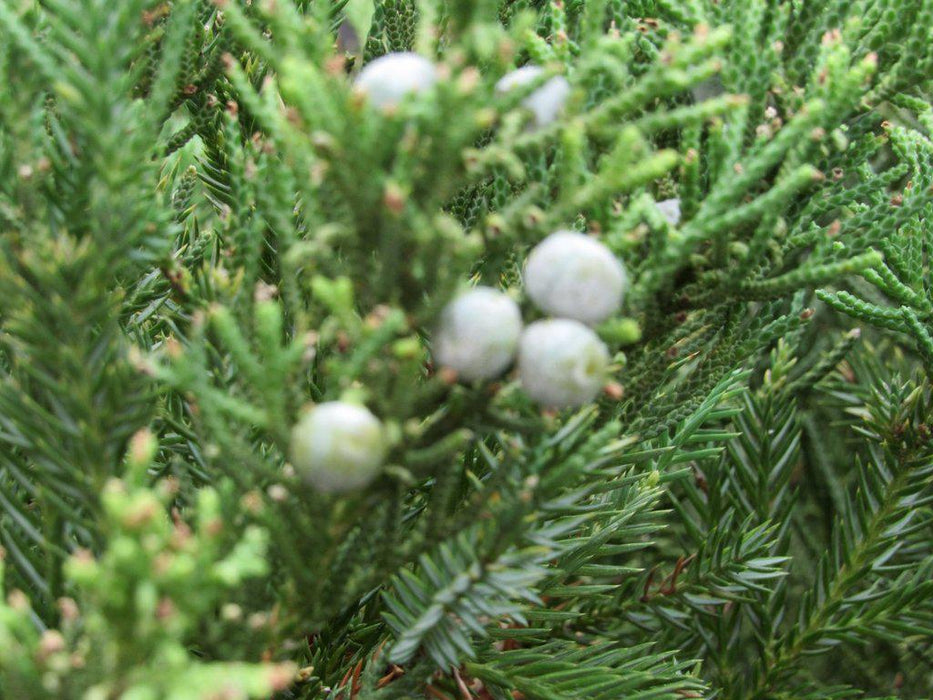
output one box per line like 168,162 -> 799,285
0,0 -> 932,697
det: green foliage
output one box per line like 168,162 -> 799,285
0,0 -> 932,698
0,429 -> 292,699
816,103 -> 933,374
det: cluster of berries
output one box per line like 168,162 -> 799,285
353,51 -> 570,128
290,230 -> 628,495
353,51 -> 627,407
289,53 -> 627,493
435,231 -> 627,408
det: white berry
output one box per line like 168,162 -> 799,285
289,402 -> 387,493
655,198 -> 681,226
524,230 -> 628,325
433,287 -> 523,381
495,65 -> 570,128
354,52 -> 437,109
517,319 -> 610,408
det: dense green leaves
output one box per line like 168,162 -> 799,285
1,0 -> 932,697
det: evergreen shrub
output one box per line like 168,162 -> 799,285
1,0 -> 932,697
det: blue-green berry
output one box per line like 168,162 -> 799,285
524,230 -> 628,325
656,198 -> 681,225
495,66 -> 570,128
517,319 -> 610,408
354,52 -> 437,109
290,402 -> 387,493
433,287 -> 523,381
